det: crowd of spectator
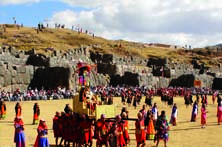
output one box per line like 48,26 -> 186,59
0,85 -> 217,102
0,87 -> 74,101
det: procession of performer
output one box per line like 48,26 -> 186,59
1,88 -> 222,147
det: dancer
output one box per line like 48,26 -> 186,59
122,112 -> 130,145
217,95 -> 222,125
155,111 -> 169,147
107,123 -> 118,147
34,119 -> 49,147
145,109 -> 155,141
15,102 -> 22,117
80,114 -> 94,147
152,103 -> 158,125
0,100 -> 6,120
201,103 -> 207,128
115,115 -> 126,147
135,112 -> 146,147
96,114 -> 109,147
14,116 -> 26,147
191,101 -> 198,122
33,103 -> 40,125
170,104 -> 178,126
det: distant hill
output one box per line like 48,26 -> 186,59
0,24 -> 220,67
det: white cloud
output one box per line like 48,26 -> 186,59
0,0 -> 40,5
59,0 -> 117,8
49,0 -> 222,47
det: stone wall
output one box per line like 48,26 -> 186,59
0,44 -> 221,92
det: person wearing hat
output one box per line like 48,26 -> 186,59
96,114 -> 109,147
34,119 -> 49,147
135,112 -> 146,147
155,111 -> 169,147
14,116 -> 26,147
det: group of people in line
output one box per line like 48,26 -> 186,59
11,100 -> 170,147
51,104 -> 170,147
14,102 -> 48,147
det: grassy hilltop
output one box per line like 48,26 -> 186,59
0,24 -> 220,67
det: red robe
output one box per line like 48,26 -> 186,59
0,104 -> 6,117
71,118 -> 77,142
16,107 -> 22,117
135,119 -> 146,144
67,116 -> 73,141
117,122 -> 126,146
63,115 -> 69,140
59,115 -> 67,139
123,120 -> 130,144
33,108 -> 40,121
80,120 -> 93,144
96,121 -> 109,145
53,116 -> 61,137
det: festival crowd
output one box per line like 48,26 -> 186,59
1,85 -> 222,147
0,87 -> 74,101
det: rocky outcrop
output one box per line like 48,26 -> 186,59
0,44 -> 221,92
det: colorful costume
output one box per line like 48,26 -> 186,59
191,102 -> 198,122
156,116 -> 169,141
15,103 -> 22,117
201,106 -> 207,126
217,97 -> 222,124
14,117 -> 26,147
33,103 -> 40,125
34,120 -> 49,147
0,101 -> 6,119
146,114 -> 155,140
152,105 -> 158,122
170,105 -> 177,126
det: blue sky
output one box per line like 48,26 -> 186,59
0,1 -> 84,27
0,0 -> 222,47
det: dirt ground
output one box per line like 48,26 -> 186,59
0,96 -> 222,147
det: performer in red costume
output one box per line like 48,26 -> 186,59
135,112 -> 146,147
96,114 -> 109,147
